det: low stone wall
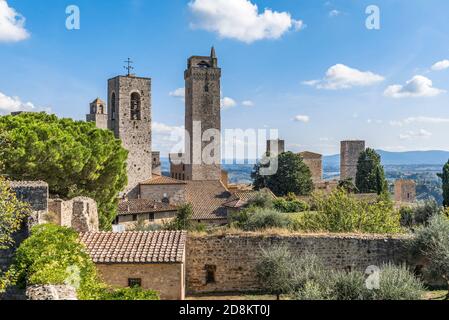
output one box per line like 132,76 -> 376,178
26,285 -> 77,300
186,233 -> 412,294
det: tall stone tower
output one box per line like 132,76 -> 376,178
86,98 -> 108,129
394,180 -> 416,203
108,75 -> 152,198
184,47 -> 222,181
340,140 -> 365,182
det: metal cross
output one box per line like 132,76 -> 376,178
124,58 -> 134,76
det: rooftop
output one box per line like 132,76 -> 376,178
80,231 -> 187,264
139,174 -> 186,186
185,180 -> 231,220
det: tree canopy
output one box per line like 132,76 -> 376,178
252,152 -> 313,197
355,148 -> 387,195
438,161 -> 449,207
0,113 -> 128,230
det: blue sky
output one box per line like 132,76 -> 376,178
1,0 -> 449,156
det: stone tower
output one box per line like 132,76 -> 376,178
299,151 -> 323,183
86,98 -> 108,129
340,140 -> 365,182
108,75 -> 152,198
394,180 -> 416,203
267,139 -> 285,156
184,47 -> 222,181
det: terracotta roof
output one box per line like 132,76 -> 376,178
118,199 -> 178,216
139,174 -> 186,186
80,231 -> 186,264
185,181 -> 231,220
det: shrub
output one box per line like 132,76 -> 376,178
273,198 -> 309,213
247,190 -> 274,209
367,264 -> 425,300
165,204 -> 193,231
235,208 -> 290,231
329,271 -> 368,300
255,245 -> 297,300
399,206 -> 414,228
411,215 -> 449,299
413,200 -> 441,226
295,189 -> 402,234
100,287 -> 159,300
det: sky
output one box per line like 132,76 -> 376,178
1,0 -> 449,157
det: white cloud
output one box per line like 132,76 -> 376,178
152,122 -> 185,154
329,10 -> 341,17
0,0 -> 30,42
293,115 -> 310,123
399,129 -> 432,140
303,64 -> 384,90
0,91 -> 48,114
384,75 -> 445,98
188,0 -> 303,43
169,88 -> 185,99
431,60 -> 449,71
221,97 -> 237,109
241,100 -> 254,107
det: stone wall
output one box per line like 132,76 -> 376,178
48,197 -> 99,233
26,285 -> 77,300
96,263 -> 185,300
186,233 -> 411,294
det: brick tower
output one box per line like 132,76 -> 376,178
340,140 -> 365,182
86,98 -> 108,129
107,75 -> 152,198
184,47 -> 222,181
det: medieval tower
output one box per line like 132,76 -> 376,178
86,98 -> 108,129
340,140 -> 365,182
183,47 -> 222,181
107,75 -> 152,198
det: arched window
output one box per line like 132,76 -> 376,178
98,105 -> 104,114
130,92 -> 141,120
111,93 -> 116,120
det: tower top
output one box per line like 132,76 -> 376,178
123,58 -> 135,76
210,46 -> 216,59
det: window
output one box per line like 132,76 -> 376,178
205,265 -> 216,284
149,213 -> 155,222
132,214 -> 138,221
130,92 -> 141,120
128,278 -> 142,288
111,93 -> 116,120
98,104 -> 104,114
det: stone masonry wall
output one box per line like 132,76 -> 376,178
340,140 -> 366,182
186,234 -> 411,294
140,184 -> 186,206
48,197 -> 99,233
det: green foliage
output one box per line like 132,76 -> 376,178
273,196 -> 309,213
294,190 -> 402,234
247,190 -> 274,209
0,177 -> 29,250
411,215 -> 449,299
367,264 -> 425,300
231,207 -> 290,231
252,152 -> 314,197
438,161 -> 449,207
399,206 -> 414,228
338,178 -> 359,194
0,113 -> 128,230
255,245 -> 297,299
164,204 -> 207,232
329,271 -> 368,300
100,286 -> 159,300
355,148 -> 388,195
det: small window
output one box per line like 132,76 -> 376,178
128,278 -> 142,288
149,213 -> 155,222
205,265 -> 216,284
111,92 -> 116,120
132,214 -> 138,221
130,92 -> 141,120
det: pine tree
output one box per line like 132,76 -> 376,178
355,148 -> 387,195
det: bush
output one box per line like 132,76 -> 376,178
329,271 -> 368,300
413,200 -> 441,226
233,208 -> 290,231
100,286 -> 159,300
295,190 -> 402,234
411,215 -> 449,299
165,204 -> 193,231
273,197 -> 309,213
247,190 -> 274,209
367,264 -> 425,300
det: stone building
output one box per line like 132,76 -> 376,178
172,47 -> 222,181
108,75 -> 153,198
151,151 -> 162,175
80,231 -> 187,300
266,139 -> 285,156
299,151 -> 323,183
394,179 -> 417,203
86,98 -> 108,129
48,197 -> 99,233
340,140 -> 366,182
139,175 -> 187,205
115,199 -> 178,229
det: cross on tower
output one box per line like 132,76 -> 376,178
124,58 -> 134,76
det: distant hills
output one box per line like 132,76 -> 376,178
324,150 -> 449,166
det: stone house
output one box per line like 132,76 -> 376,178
80,231 -> 187,300
115,199 -> 178,229
139,174 -> 186,205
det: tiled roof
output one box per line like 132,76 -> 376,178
80,231 -> 186,264
139,174 -> 186,186
185,181 -> 231,220
118,199 -> 178,216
